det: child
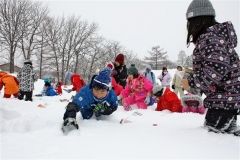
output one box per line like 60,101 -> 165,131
143,64 -> 156,85
172,66 -> 184,98
120,64 -> 153,111
55,81 -> 63,95
0,72 -> 19,98
183,0 -> 240,136
17,60 -> 36,101
64,72 -> 85,93
153,84 -> 182,112
112,53 -> 128,88
181,93 -> 205,114
158,67 -> 171,88
43,81 -> 58,96
106,62 -> 123,96
62,68 -> 118,133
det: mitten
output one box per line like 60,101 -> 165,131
93,103 -> 107,117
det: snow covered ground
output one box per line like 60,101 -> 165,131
0,70 -> 239,160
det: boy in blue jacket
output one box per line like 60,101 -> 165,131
62,68 -> 118,133
43,81 -> 58,96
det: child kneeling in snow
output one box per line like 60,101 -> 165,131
42,81 -> 58,96
153,85 -> 182,112
120,64 -> 153,111
62,68 -> 118,130
181,93 -> 205,114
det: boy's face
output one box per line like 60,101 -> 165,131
93,88 -> 108,99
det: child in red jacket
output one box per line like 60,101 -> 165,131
55,81 -> 63,95
153,85 -> 182,112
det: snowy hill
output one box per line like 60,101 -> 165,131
0,70 -> 239,160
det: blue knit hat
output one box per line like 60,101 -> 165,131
92,68 -> 111,90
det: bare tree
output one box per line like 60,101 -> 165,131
44,17 -> 64,81
177,50 -> 187,66
72,21 -> 98,73
144,46 -> 168,70
184,55 -> 193,68
0,0 -> 29,72
19,1 -> 48,60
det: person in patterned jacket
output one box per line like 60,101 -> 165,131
182,0 -> 240,136
17,60 -> 36,101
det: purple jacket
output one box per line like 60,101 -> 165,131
188,22 -> 240,110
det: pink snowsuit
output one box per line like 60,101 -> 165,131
121,75 -> 153,110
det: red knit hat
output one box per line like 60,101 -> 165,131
115,54 -> 124,64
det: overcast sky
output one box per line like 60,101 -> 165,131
38,0 -> 240,61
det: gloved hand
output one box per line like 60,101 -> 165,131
93,103 -> 108,117
62,117 -> 79,131
172,85 -> 175,90
144,96 -> 151,105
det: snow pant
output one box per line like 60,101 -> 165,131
4,93 -> 18,98
205,108 -> 239,133
18,90 -> 33,101
174,87 -> 184,98
122,96 -> 147,111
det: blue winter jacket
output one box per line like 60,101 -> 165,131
73,85 -> 118,119
45,86 -> 58,96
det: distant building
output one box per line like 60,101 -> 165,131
0,63 -> 21,72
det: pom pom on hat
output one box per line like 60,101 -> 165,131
92,68 -> 111,90
115,53 -> 124,64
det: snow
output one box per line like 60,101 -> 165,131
0,70 -> 239,160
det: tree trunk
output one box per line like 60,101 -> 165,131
9,47 -> 15,73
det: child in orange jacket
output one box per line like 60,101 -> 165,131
153,85 -> 182,112
0,72 -> 19,98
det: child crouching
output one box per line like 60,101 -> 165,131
181,93 -> 205,114
62,68 -> 118,132
153,85 -> 182,112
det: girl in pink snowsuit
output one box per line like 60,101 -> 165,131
120,64 -> 153,110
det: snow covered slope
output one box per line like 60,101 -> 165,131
0,71 -> 239,160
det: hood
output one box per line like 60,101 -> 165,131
200,21 -> 237,48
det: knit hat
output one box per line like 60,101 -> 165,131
44,81 -> 51,87
92,68 -> 111,90
115,53 -> 124,65
127,64 -> 138,76
186,0 -> 215,19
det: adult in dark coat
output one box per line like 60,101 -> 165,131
112,53 -> 128,88
182,0 -> 240,136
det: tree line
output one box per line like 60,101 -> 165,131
0,0 -> 142,82
0,0 -> 192,82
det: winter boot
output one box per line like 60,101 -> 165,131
215,109 -> 238,133
233,128 -> 240,136
18,90 -> 25,100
